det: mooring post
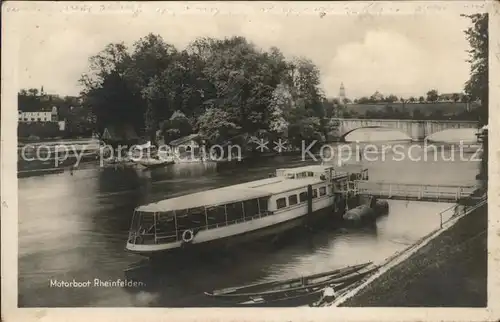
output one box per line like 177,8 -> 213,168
306,184 -> 313,228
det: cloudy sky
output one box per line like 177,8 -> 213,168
15,6 -> 473,99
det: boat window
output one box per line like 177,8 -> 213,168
226,202 -> 244,221
288,194 -> 298,206
312,189 -> 318,199
130,211 -> 141,231
206,205 -> 227,225
276,197 -> 287,209
308,172 -> 314,177
319,186 -> 327,196
187,207 -> 207,227
299,192 -> 308,203
258,197 -> 269,212
137,211 -> 155,234
155,211 -> 177,236
244,199 -> 259,218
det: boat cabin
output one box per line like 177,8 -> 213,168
127,164 -> 368,248
128,188 -> 272,245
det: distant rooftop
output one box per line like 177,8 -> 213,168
169,133 -> 200,146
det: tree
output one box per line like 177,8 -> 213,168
79,43 -> 144,135
385,94 -> 398,103
418,96 -> 425,103
80,35 -> 328,150
197,108 -> 240,145
426,89 -> 439,102
409,96 -> 416,103
463,13 -> 488,126
452,93 -> 460,103
358,96 -> 371,104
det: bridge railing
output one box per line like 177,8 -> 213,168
331,118 -> 480,125
355,181 -> 476,201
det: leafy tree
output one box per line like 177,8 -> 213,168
418,96 -> 425,103
80,35 -> 329,151
358,96 -> 371,104
197,108 -> 240,145
426,89 -> 439,102
452,93 -> 460,103
409,96 -> 416,103
463,13 -> 488,126
385,94 -> 398,103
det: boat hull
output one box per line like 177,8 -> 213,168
237,289 -> 324,307
127,204 -> 338,258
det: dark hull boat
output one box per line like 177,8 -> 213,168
205,262 -> 378,307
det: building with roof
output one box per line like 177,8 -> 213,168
101,124 -> 139,147
168,134 -> 202,159
18,106 -> 58,123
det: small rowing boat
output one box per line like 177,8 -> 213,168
205,262 -> 377,306
136,158 -> 174,169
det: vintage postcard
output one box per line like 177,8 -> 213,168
1,1 -> 499,321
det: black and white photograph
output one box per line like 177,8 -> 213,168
1,1 -> 498,321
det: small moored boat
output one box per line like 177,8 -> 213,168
204,262 -> 378,306
136,157 -> 174,169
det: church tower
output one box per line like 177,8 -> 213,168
339,82 -> 346,104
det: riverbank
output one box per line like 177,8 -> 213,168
340,201 -> 487,307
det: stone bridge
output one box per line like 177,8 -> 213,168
331,118 -> 479,141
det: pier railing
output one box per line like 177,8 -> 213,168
355,181 -> 477,202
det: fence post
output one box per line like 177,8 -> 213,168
440,212 -> 443,229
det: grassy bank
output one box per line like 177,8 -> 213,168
341,202 -> 487,307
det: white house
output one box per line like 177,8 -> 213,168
18,106 -> 58,123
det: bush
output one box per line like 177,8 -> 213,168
18,122 -> 61,139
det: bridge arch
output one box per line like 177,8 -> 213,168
332,118 -> 479,142
425,127 -> 480,143
340,126 -> 412,142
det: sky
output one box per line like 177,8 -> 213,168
15,6 -> 473,99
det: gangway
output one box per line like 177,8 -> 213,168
352,181 -> 477,202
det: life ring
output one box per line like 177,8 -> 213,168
182,229 -> 194,243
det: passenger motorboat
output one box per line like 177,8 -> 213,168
125,164 -> 368,256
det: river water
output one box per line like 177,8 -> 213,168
18,129 -> 482,307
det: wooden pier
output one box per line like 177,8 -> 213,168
339,180 -> 477,203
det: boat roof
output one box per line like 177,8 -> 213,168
277,164 -> 333,173
136,187 -> 272,212
253,177 -> 325,194
136,176 -> 326,213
